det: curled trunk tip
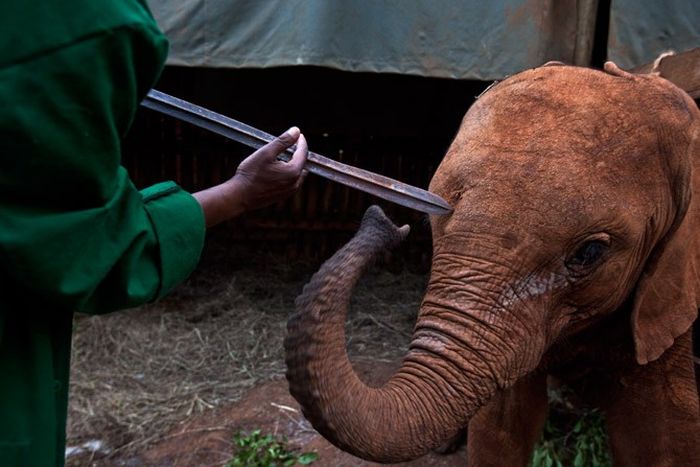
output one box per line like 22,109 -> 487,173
285,206 -> 413,459
359,205 -> 411,248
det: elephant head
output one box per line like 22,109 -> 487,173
285,62 -> 700,462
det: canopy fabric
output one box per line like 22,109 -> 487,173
608,0 -> 700,70
148,0 -> 699,80
149,0 -> 581,80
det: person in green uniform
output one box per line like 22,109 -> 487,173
0,1 -> 308,465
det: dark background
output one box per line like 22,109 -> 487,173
124,66 -> 490,266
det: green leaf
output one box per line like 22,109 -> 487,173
227,429 -> 320,466
531,448 -> 545,466
298,452 -> 319,464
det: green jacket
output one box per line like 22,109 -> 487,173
0,1 -> 205,465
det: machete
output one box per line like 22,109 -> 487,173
141,89 -> 453,215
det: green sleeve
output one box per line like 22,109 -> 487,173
0,17 -> 205,314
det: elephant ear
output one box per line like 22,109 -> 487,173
630,69 -> 700,365
631,110 -> 700,364
631,208 -> 699,364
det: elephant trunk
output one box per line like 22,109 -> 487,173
285,206 -> 513,462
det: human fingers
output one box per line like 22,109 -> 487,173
286,133 -> 308,174
258,126 -> 301,162
294,168 -> 309,190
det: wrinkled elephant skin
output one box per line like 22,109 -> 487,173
285,62 -> 700,466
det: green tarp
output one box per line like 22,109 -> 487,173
148,0 -> 699,80
608,0 -> 700,69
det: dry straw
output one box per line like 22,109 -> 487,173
67,236 -> 427,464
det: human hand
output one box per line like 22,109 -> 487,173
230,126 -> 308,212
193,126 -> 308,227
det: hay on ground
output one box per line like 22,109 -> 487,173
67,237 -> 428,464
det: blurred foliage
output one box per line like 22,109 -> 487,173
531,408 -> 612,467
227,429 -> 319,467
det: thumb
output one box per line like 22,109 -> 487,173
261,126 -> 301,161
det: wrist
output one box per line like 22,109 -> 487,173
193,178 -> 248,228
222,177 -> 248,217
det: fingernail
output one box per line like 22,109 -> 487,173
285,126 -> 300,137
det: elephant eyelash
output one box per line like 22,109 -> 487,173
565,235 -> 611,274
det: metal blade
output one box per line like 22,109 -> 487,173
141,89 -> 453,215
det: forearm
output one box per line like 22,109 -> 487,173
193,179 -> 246,228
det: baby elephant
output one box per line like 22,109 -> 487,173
285,61 -> 700,466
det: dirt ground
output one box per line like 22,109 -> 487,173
133,360 -> 467,467
66,230 -> 468,466
67,225 -> 698,466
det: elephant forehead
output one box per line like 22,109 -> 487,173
430,68 -> 674,225
430,147 -> 663,252
434,142 -> 663,219
461,71 -> 658,159
475,65 -> 656,124
459,65 -> 694,163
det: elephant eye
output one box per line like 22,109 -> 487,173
566,238 -> 609,271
